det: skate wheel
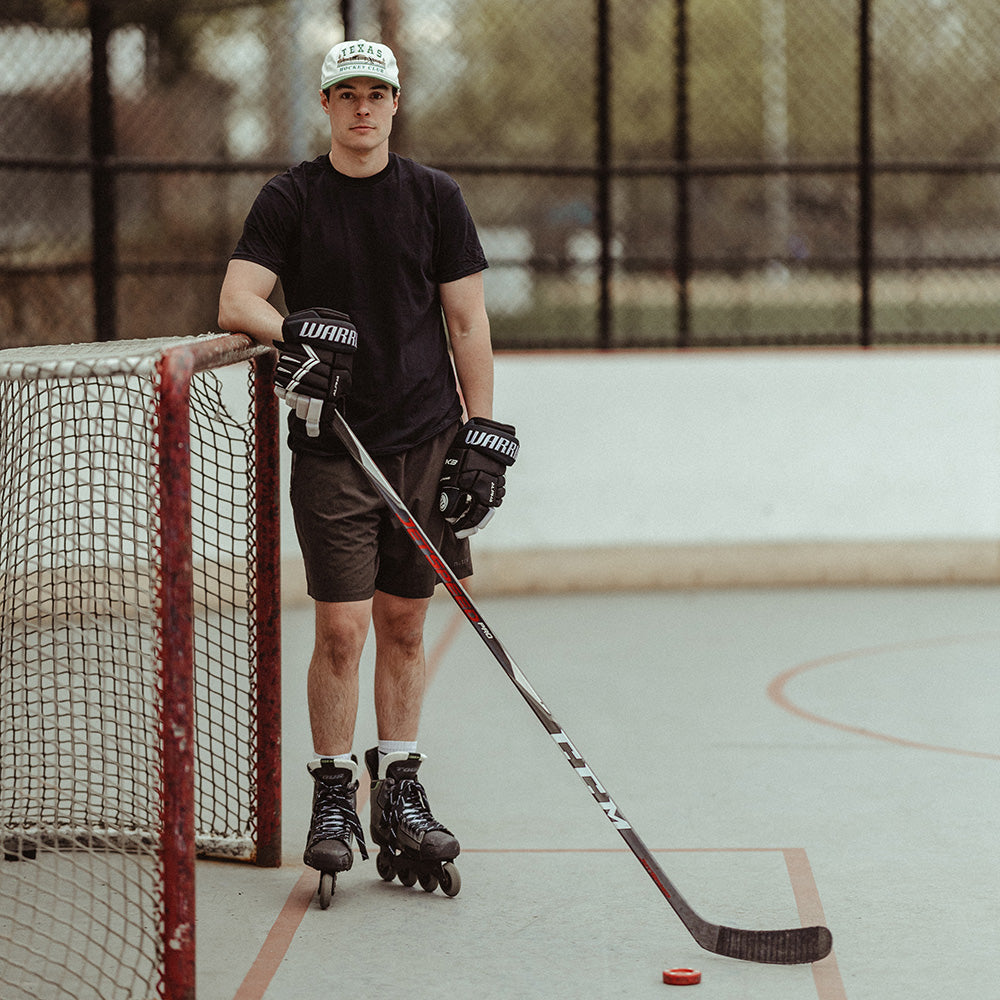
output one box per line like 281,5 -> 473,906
318,872 -> 335,909
398,866 -> 418,887
438,861 -> 461,897
376,850 -> 395,882
418,870 -> 439,893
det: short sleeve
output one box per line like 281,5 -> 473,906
230,173 -> 301,277
434,181 -> 488,285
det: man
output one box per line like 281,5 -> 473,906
218,39 -> 517,897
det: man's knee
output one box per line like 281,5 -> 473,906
313,599 -> 371,664
372,592 -> 429,651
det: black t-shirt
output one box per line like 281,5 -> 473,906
231,153 -> 488,456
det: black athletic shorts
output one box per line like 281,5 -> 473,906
289,424 -> 473,602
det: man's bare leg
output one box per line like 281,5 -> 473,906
308,598 -> 372,756
371,590 -> 431,741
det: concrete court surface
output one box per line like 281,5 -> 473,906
194,584 -> 999,1000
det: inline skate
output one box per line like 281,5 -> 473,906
364,747 -> 460,896
303,755 -> 368,908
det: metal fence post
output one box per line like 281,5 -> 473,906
341,0 -> 355,40
596,0 -> 612,349
88,0 -> 117,342
858,0 -> 874,347
674,0 -> 692,347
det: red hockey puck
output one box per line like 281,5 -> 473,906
663,968 -> 701,985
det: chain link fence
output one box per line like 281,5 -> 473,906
3,0 -> 1000,349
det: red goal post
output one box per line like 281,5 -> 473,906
0,334 -> 281,1000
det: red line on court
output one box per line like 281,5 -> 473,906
235,609 -> 846,999
230,608 -> 464,1000
461,845 -> 845,999
230,869 -> 316,1000
783,847 -> 845,1000
768,633 -> 1000,761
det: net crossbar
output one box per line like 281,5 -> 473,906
0,334 -> 281,1000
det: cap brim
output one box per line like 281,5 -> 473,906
321,72 -> 399,90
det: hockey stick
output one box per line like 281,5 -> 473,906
330,410 -> 832,965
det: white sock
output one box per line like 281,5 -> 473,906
378,739 -> 418,760
310,750 -> 353,766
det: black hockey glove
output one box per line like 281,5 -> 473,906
274,308 -> 358,438
438,417 -> 519,538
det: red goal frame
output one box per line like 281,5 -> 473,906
0,333 -> 282,1000
157,335 -> 282,997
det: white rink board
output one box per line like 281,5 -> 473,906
216,348 -> 1000,590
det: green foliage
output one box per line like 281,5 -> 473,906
411,0 -> 596,163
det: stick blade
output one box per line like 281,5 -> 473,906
712,924 -> 832,964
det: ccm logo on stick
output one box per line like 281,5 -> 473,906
551,731 -> 632,830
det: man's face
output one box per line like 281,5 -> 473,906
321,77 -> 398,154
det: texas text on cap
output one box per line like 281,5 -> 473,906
320,39 -> 400,91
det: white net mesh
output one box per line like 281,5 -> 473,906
0,335 -> 271,999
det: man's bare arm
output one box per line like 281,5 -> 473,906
218,259 -> 284,347
440,271 -> 494,420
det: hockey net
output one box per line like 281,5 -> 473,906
0,334 -> 281,1000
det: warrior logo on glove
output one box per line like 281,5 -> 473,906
291,317 -> 357,349
273,307 -> 358,438
438,417 -> 519,538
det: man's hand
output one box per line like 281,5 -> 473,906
438,417 -> 519,538
273,308 -> 358,437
